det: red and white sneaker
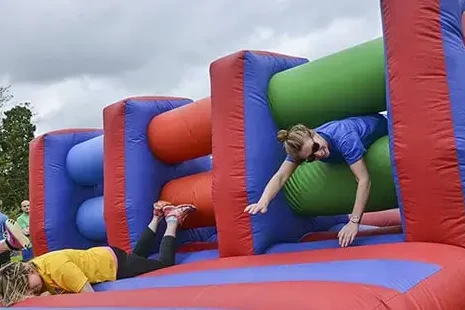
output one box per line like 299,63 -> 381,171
153,200 -> 173,218
4,219 -> 30,250
163,204 -> 196,225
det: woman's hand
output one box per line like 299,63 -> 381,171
338,222 -> 359,247
244,161 -> 297,215
244,202 -> 268,214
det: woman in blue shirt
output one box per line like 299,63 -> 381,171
244,114 -> 388,248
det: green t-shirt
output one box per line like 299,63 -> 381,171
17,213 -> 29,230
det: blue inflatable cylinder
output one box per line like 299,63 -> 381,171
66,135 -> 104,185
76,196 -> 107,242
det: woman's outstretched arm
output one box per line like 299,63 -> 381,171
338,158 -> 371,247
349,158 -> 371,219
245,161 -> 297,214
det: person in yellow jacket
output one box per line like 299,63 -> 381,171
0,201 -> 195,307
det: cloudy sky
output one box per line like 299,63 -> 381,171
1,0 -> 382,135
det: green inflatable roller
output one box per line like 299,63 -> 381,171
268,37 -> 386,129
284,136 -> 397,216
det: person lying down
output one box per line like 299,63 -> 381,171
0,201 -> 195,307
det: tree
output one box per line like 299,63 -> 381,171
0,89 -> 36,218
0,86 -> 13,109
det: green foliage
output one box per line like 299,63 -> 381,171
0,86 -> 36,218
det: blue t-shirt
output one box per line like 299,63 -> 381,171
0,212 -> 8,240
285,114 -> 388,165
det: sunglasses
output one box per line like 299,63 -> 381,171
305,142 -> 321,163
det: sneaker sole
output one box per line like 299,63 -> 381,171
163,205 -> 196,223
5,219 -> 30,248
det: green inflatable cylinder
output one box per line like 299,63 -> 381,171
268,37 -> 386,129
284,136 -> 397,216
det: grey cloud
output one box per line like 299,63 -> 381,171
1,0 -> 380,86
1,0 -> 383,133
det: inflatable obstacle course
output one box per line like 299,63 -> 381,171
30,97 -> 216,257
29,129 -> 104,254
25,0 -> 465,308
148,97 -> 214,229
102,96 -> 215,253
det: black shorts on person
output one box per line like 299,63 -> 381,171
110,227 -> 176,279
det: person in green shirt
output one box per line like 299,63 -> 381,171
17,200 -> 33,261
17,200 -> 29,237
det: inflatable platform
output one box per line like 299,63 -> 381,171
20,0 -> 465,308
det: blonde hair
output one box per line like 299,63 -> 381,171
0,262 -> 35,307
277,124 -> 313,163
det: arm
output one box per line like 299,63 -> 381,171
245,160 -> 298,214
258,160 -> 298,206
338,132 -> 370,220
348,158 -> 371,220
338,158 -> 371,247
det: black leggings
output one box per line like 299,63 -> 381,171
111,228 -> 176,279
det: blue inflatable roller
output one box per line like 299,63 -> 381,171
76,196 -> 107,242
66,134 -> 104,185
